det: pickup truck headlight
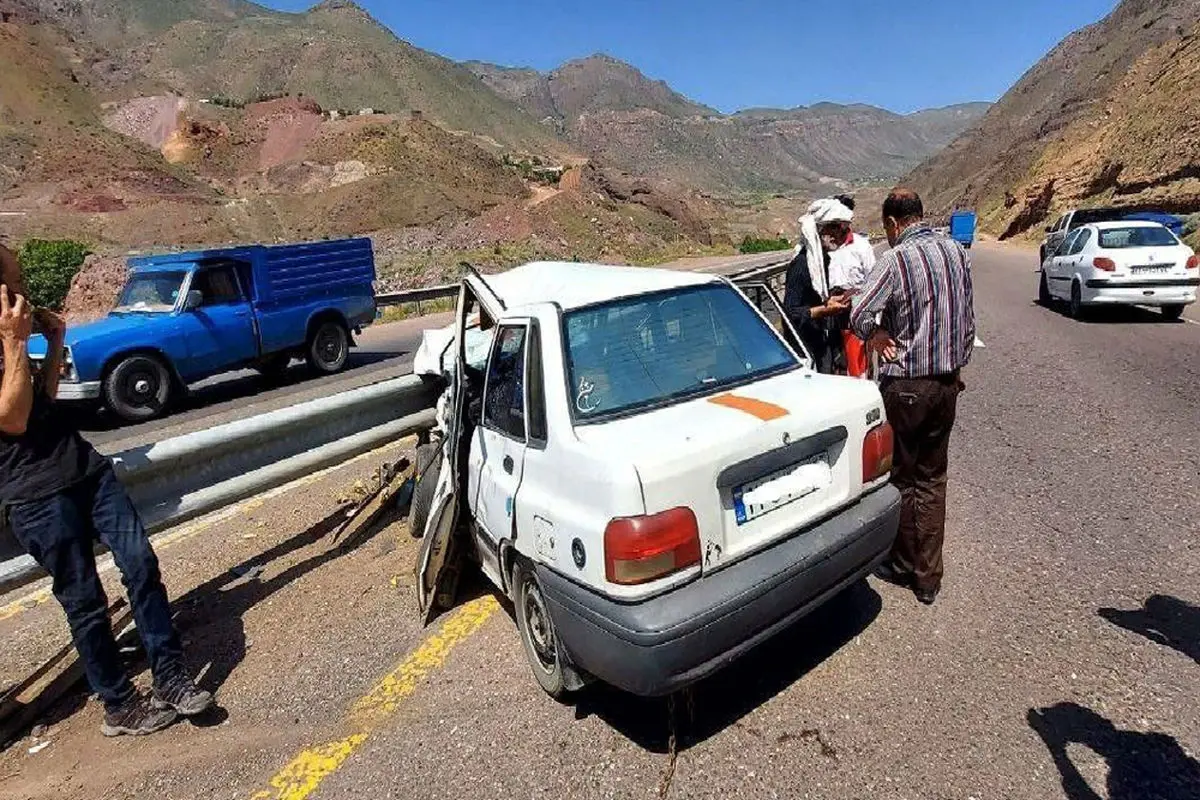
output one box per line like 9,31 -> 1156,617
60,347 -> 79,383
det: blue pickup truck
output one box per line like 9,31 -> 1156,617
950,210 -> 977,249
29,237 -> 377,422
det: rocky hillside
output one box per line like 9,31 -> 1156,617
907,0 -> 1200,237
469,55 -> 989,194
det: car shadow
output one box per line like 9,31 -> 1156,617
68,350 -> 408,434
1028,701 -> 1200,799
1098,595 -> 1200,665
1076,306 -> 1186,325
570,580 -> 882,754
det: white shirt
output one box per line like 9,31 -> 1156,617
827,232 -> 876,292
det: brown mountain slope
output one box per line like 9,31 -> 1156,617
469,55 -> 987,194
907,0 -> 1200,229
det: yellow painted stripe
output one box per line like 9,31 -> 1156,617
708,392 -> 789,421
248,595 -> 500,800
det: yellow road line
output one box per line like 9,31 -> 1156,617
249,595 -> 500,800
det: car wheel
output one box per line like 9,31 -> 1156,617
1038,271 -> 1053,306
409,441 -> 441,539
1161,304 -> 1185,321
103,354 -> 172,423
1068,282 -> 1085,319
513,561 -> 570,700
306,321 -> 349,374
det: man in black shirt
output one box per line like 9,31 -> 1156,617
0,256 -> 212,737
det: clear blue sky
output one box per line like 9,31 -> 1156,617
261,0 -> 1119,114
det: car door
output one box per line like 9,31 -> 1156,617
468,320 -> 533,585
1048,230 -> 1081,296
734,280 -> 813,367
1065,228 -> 1092,285
176,262 -> 259,377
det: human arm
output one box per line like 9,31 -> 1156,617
850,254 -> 895,340
783,252 -> 851,325
36,309 -> 66,400
0,288 -> 34,435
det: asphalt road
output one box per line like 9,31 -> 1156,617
1,241 -> 1197,799
81,250 -> 790,455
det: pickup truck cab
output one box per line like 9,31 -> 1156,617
28,238 -> 376,422
413,261 -> 901,698
1041,207 -> 1134,264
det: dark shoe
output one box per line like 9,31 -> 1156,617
873,561 -> 913,588
102,694 -> 178,737
153,675 -> 214,717
915,587 -> 940,606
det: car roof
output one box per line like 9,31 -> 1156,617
475,261 -> 723,312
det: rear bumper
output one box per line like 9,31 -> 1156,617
540,484 -> 901,696
1084,276 -> 1198,305
56,381 -> 101,401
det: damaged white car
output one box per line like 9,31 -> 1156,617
411,261 -> 900,698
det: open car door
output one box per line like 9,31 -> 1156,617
734,278 -> 814,369
415,269 -> 507,623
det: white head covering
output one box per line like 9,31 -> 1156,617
796,198 -> 854,300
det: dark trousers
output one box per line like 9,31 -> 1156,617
8,468 -> 183,711
881,373 -> 962,593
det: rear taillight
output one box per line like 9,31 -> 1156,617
604,508 -> 701,585
1187,255 -> 1198,270
863,422 -> 894,483
1093,257 -> 1116,272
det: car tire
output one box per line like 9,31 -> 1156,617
103,354 -> 172,423
513,560 -> 571,700
255,353 -> 292,379
409,441 -> 441,539
1038,271 -> 1053,306
1161,304 -> 1185,321
1068,282 -> 1085,319
306,320 -> 349,374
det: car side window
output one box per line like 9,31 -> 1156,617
193,264 -> 243,306
483,324 -> 527,441
1071,229 -> 1092,255
526,323 -> 548,446
1057,231 -> 1079,256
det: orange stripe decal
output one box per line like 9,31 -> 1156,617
707,393 -> 789,421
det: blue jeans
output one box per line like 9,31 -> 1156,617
8,468 -> 184,711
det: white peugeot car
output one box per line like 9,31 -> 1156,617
412,261 -> 900,699
1038,221 -> 1198,320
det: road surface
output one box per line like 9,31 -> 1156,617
0,241 -> 1197,799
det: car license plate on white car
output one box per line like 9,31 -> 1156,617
733,454 -> 832,525
1132,265 -> 1172,275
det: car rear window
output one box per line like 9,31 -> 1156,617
1098,226 -> 1178,249
563,284 -> 797,422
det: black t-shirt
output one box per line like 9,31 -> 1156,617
0,393 -> 109,506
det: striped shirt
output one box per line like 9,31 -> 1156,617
850,224 -> 976,379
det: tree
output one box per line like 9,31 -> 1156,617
18,239 -> 91,309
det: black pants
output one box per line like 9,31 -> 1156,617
881,373 -> 962,593
8,468 -> 184,711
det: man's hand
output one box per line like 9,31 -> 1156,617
0,286 -> 33,345
824,293 -> 851,314
35,308 -> 66,341
866,328 -> 899,362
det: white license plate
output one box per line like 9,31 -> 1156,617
1132,265 -> 1172,274
733,454 -> 831,525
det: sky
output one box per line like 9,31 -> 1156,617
261,0 -> 1120,114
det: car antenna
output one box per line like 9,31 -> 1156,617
462,262 -> 507,312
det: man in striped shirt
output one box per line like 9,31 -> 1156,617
850,188 -> 975,605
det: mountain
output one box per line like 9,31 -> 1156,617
907,0 -> 1200,237
28,0 -> 575,158
468,55 -> 990,194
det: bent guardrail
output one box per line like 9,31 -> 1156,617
0,374 -> 441,595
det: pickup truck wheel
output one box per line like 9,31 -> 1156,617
307,321 -> 349,374
104,355 -> 172,422
408,441 -> 441,539
1161,304 -> 1185,321
514,562 -> 570,700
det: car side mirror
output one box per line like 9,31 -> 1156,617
184,290 -> 203,310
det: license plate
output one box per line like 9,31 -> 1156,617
1132,265 -> 1172,274
733,454 -> 831,525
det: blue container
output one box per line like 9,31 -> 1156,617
950,210 -> 977,248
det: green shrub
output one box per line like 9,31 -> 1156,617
739,235 -> 791,254
19,239 -> 91,309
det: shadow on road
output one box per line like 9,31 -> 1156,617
1028,702 -> 1200,800
1099,595 -> 1200,665
1036,299 -> 1189,325
571,580 -> 882,754
69,350 -> 408,435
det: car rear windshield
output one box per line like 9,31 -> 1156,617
563,284 -> 797,422
1098,226 -> 1178,249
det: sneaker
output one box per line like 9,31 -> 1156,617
152,675 -> 214,717
101,694 -> 178,737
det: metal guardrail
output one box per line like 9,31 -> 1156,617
0,375 -> 441,594
375,284 -> 458,307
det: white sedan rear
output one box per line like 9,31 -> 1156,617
1038,221 -> 1198,320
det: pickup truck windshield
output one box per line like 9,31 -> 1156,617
114,270 -> 187,312
1097,226 -> 1179,248
563,284 -> 797,422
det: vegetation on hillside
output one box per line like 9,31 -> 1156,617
739,235 -> 791,254
19,239 -> 91,309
